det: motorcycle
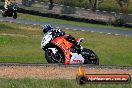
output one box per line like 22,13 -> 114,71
1,3 -> 17,19
41,28 -> 99,65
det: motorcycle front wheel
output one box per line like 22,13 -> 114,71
81,48 -> 99,65
45,47 -> 64,63
2,12 -> 7,17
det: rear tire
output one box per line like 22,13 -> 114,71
81,48 -> 99,65
13,12 -> 17,19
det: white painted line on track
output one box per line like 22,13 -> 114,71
56,27 -> 60,29
81,30 -> 85,31
65,28 -> 69,30
96,10 -> 100,12
81,8 -> 85,10
75,7 -> 79,9
33,24 -> 37,26
91,31 -> 95,32
40,25 -> 43,27
115,34 -> 119,36
102,11 -> 107,13
24,23 -> 28,24
111,12 -> 116,13
119,13 -> 123,14
107,33 -> 111,35
99,32 -> 103,34
73,29 -> 77,31
17,22 -> 20,23
9,21 -> 13,23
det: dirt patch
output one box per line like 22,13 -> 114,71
0,66 -> 132,79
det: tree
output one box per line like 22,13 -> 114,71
116,0 -> 129,13
88,0 -> 103,11
49,0 -> 53,5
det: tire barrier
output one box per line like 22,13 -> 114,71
17,7 -> 132,28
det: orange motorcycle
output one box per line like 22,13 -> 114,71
41,28 -> 99,65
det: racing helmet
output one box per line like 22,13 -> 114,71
43,24 -> 53,34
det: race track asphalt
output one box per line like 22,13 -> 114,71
0,17 -> 132,36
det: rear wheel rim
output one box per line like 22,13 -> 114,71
86,53 -> 98,64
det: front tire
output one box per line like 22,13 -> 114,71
45,47 -> 64,63
2,12 -> 7,17
81,48 -> 99,65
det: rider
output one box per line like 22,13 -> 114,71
3,0 -> 13,11
43,25 -> 82,52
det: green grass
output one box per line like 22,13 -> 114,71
0,78 -> 131,88
18,13 -> 132,30
0,22 -> 132,66
0,22 -> 44,63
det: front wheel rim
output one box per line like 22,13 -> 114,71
47,49 -> 63,63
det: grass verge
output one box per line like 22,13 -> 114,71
0,78 -> 131,88
0,22 -> 44,63
0,21 -> 132,65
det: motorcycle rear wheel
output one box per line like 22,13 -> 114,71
13,12 -> 17,19
81,48 -> 99,65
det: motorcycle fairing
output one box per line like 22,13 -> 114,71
51,36 -> 73,64
41,32 -> 52,48
70,53 -> 84,64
